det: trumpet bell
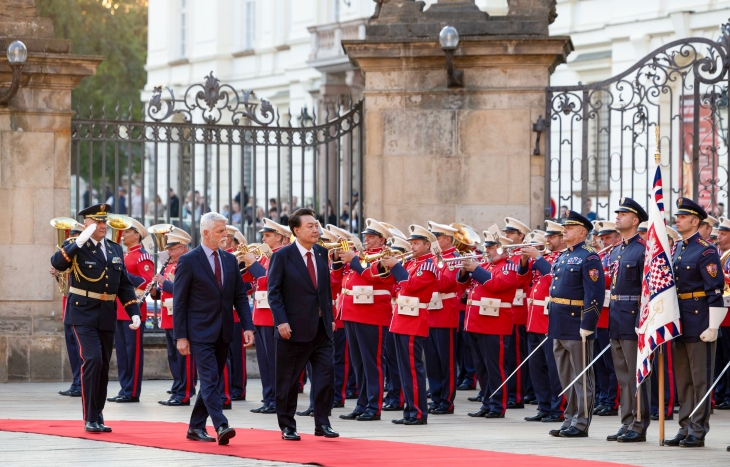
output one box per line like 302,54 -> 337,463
148,224 -> 176,251
107,214 -> 134,244
50,217 -> 79,248
452,223 -> 482,253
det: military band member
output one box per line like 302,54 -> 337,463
667,227 -> 680,248
155,229 -> 197,406
109,218 -> 154,404
638,222 -> 648,241
50,204 -> 141,432
664,198 -> 727,448
699,215 -> 718,241
522,223 -> 566,423
459,229 -> 522,418
502,217 -> 534,408
224,225 -> 248,403
547,210 -> 604,438
605,198 -> 651,443
243,218 -> 289,415
335,219 -> 394,422
379,225 -> 439,425
425,221 -> 461,414
714,217 -> 730,410
592,221 -> 621,417
57,223 -> 85,398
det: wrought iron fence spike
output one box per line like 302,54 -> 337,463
287,108 -> 292,128
115,101 -> 121,120
101,101 -> 107,119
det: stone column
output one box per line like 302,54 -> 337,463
0,1 -> 101,382
343,0 -> 571,231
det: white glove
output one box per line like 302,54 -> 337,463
579,328 -> 593,338
75,223 -> 97,247
129,315 -> 141,330
700,328 -> 718,342
701,307 -> 729,342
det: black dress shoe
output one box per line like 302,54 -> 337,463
84,421 -> 102,433
332,401 -> 345,408
296,408 -> 314,417
315,425 -> 340,437
524,412 -> 549,422
187,428 -> 216,442
485,411 -> 505,418
59,388 -> 77,396
115,396 -> 140,403
167,390 -> 173,394
356,411 -> 380,421
391,418 -> 406,424
468,409 -> 489,417
431,407 -> 454,415
549,429 -> 563,437
222,402 -> 232,410
216,424 -> 236,445
542,414 -> 565,423
679,435 -> 704,448
163,399 -> 189,406
467,395 -> 483,402
560,427 -> 588,438
606,427 -> 627,441
95,415 -> 112,433
457,383 -> 476,390
529,400 -> 538,405
663,434 -> 686,446
345,391 -> 359,399
281,427 -> 300,441
598,407 -> 618,416
507,401 -> 524,409
70,390 -> 82,397
592,405 -> 605,415
382,403 -> 402,411
339,410 -> 363,420
250,405 -> 266,413
107,396 -> 120,402
404,418 -> 427,425
261,405 -> 277,414
231,394 -> 246,401
617,431 -> 646,443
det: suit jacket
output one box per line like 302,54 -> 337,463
173,245 -> 253,344
267,242 -> 334,343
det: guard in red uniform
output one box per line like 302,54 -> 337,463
155,229 -> 197,406
522,225 -> 566,422
243,218 -> 289,414
378,224 -> 438,426
714,217 -> 730,409
502,217 -> 534,408
109,218 -> 154,403
334,218 -> 395,422
460,226 -> 523,418
425,221 -> 461,414
592,221 -> 621,417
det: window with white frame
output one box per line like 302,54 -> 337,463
179,0 -> 188,58
245,0 -> 255,50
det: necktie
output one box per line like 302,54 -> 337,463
306,252 -> 318,290
212,250 -> 223,289
93,240 -> 106,263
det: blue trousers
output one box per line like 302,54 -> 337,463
383,328 -> 403,407
189,334 -> 229,430
527,332 -> 565,415
114,320 -> 144,398
229,321 -> 247,398
594,327 -> 619,409
394,333 -> 428,421
470,332 -> 510,414
72,325 -> 115,423
255,325 -> 276,408
425,327 -> 456,410
456,311 -> 477,388
165,329 -> 197,402
333,327 -> 355,404
344,321 -> 385,415
506,324 -> 529,404
64,324 -> 81,391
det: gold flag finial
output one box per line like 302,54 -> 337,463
654,126 -> 661,164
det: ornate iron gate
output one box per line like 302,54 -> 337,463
545,22 -> 730,222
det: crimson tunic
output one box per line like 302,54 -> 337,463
159,261 -> 178,330
462,257 -> 520,335
526,250 -> 560,335
242,245 -> 283,327
115,244 -> 154,321
388,253 -> 438,338
428,247 -> 461,329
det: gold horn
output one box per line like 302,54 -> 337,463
148,223 -> 176,251
50,217 -> 79,296
234,242 -> 273,260
107,214 -> 133,244
452,223 -> 482,253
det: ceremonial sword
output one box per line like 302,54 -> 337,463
490,335 -> 549,399
688,359 -> 730,419
558,343 -> 611,397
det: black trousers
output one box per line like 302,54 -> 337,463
189,333 -> 229,430
72,325 -> 115,423
275,318 -> 334,431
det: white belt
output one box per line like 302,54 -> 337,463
529,298 -> 547,307
342,288 -> 391,297
396,295 -> 428,316
467,299 -> 511,308
440,293 -> 457,300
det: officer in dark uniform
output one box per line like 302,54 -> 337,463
50,204 -> 141,433
547,210 -> 604,438
606,197 -> 650,443
664,198 -> 727,448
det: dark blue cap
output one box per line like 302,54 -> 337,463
77,203 -> 110,220
615,197 -> 648,222
676,197 -> 707,220
564,209 -> 593,232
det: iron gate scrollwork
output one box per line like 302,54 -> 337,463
545,21 -> 730,223
71,72 -> 364,330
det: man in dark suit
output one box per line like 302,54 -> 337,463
268,208 -> 339,441
174,212 -> 255,445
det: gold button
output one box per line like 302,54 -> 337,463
106,267 -> 108,271
75,302 -> 78,305
627,265 -> 630,268
571,313 -> 575,316
105,284 -> 108,288
675,276 -> 679,280
105,275 -> 109,279
618,256 -> 621,259
687,266 -> 690,269
695,310 -> 698,314
555,278 -> 558,281
88,265 -> 91,269
632,311 -> 635,314
678,256 -> 681,260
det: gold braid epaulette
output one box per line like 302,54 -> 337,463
122,300 -> 137,308
71,256 -> 106,283
59,246 -> 71,262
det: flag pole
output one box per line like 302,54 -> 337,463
654,125 -> 665,446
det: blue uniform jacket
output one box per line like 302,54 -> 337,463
51,238 -> 140,331
607,234 -> 645,341
672,231 -> 725,342
547,241 -> 605,341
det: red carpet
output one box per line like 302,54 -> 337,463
0,419 -> 637,466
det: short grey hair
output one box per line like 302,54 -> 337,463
200,212 -> 228,235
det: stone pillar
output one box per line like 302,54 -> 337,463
343,0 -> 571,231
0,1 -> 101,382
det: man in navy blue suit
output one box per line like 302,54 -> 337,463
174,212 -> 255,445
268,208 -> 339,441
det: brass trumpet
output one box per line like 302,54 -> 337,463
50,217 -> 80,296
107,214 -> 134,243
234,242 -> 273,260
496,242 -> 548,255
361,249 -> 414,277
436,253 -> 485,269
321,238 -> 364,265
148,223 -> 176,251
